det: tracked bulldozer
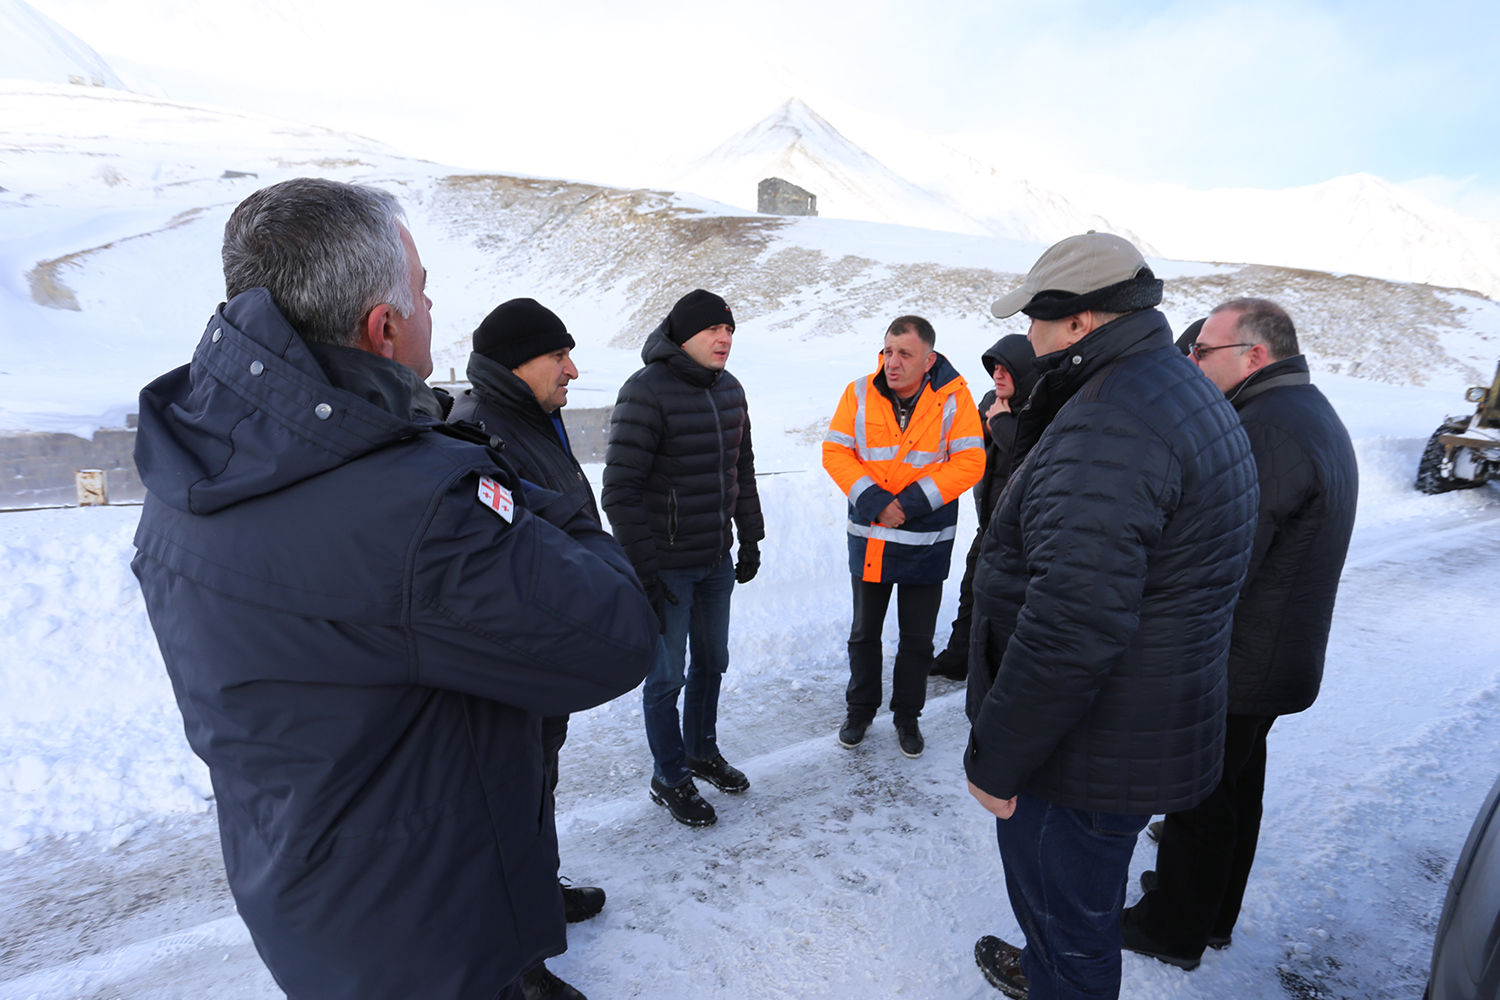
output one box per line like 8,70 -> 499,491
1416,361 -> 1500,494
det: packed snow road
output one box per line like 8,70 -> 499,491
2,441 -> 1499,999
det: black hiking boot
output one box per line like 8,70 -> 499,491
895,718 -> 924,758
1120,904 -> 1201,971
975,935 -> 1028,998
687,753 -> 750,793
1146,819 -> 1164,842
838,715 -> 871,749
522,962 -> 586,999
560,879 -> 605,923
649,777 -> 716,826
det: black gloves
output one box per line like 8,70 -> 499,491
734,541 -> 761,584
641,572 -> 679,633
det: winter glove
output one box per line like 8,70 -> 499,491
734,541 -> 761,584
641,572 -> 679,633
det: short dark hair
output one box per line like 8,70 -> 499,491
1211,297 -> 1299,361
222,178 -> 412,348
886,315 -> 936,348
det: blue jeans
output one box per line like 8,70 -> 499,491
642,558 -> 734,786
997,791 -> 1149,1000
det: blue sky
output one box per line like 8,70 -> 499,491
23,0 -> 1500,218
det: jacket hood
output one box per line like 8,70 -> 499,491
641,316 -> 721,388
981,334 -> 1039,406
135,288 -> 442,515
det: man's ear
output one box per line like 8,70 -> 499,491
358,304 -> 398,360
922,350 -> 937,374
1247,341 -> 1272,371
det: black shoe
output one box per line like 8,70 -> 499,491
1137,872 -> 1231,949
895,719 -> 924,758
1120,904 -> 1201,971
930,648 -> 968,681
522,963 -> 587,1000
687,753 -> 750,793
838,716 -> 870,749
649,777 -> 716,826
974,935 -> 1028,998
560,879 -> 605,923
1146,819 -> 1164,842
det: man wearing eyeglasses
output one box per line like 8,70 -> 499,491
1122,298 -> 1358,971
965,233 -> 1258,1000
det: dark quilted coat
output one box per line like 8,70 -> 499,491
965,309 -> 1259,815
449,351 -> 599,523
131,290 -> 656,1000
602,319 -> 764,576
1223,355 -> 1358,716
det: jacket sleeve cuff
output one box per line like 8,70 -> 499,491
963,731 -> 1018,800
895,478 -> 941,519
852,483 -> 897,522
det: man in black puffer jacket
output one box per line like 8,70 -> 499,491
448,297 -> 608,1000
931,333 -> 1037,681
1123,298 -> 1357,970
132,179 -> 656,1000
965,234 -> 1258,1000
603,289 -> 764,828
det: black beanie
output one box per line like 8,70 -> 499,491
472,298 -> 576,369
667,289 -> 735,346
1020,267 -> 1164,321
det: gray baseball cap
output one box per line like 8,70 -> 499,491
991,232 -> 1151,319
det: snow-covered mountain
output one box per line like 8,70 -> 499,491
0,0 -> 127,90
671,98 -> 1500,302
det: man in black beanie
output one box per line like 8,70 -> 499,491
964,234 -> 1258,999
602,289 -> 764,828
449,298 -> 602,1000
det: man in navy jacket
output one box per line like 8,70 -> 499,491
1123,298 -> 1358,970
965,234 -> 1258,999
132,178 -> 656,1000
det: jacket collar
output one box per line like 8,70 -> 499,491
1225,354 -> 1311,410
136,288 -> 442,515
465,351 -> 553,427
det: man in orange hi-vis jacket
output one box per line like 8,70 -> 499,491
823,315 -> 985,759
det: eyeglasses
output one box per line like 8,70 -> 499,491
1189,342 -> 1252,360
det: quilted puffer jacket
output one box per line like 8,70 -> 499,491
965,308 -> 1258,815
601,320 -> 764,576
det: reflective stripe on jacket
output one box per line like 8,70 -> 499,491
822,352 -> 984,584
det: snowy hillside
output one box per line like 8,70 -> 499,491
670,98 -> 1500,302
0,0 -> 126,89
3,81 -> 1498,444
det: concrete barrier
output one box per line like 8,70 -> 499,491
0,407 -> 615,508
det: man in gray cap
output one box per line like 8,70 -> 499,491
964,234 -> 1258,999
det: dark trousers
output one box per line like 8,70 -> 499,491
998,791 -> 1150,1000
934,525 -> 984,676
846,577 -> 942,721
1131,713 -> 1276,956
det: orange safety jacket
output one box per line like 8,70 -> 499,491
822,352 -> 985,584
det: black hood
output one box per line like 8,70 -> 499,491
134,288 -> 443,515
981,334 -> 1039,407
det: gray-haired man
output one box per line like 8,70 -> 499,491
132,178 -> 656,1000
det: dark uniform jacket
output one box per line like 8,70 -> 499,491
131,289 -> 656,1000
602,320 -> 764,577
1222,355 -> 1358,716
449,352 -> 599,522
965,309 -> 1259,815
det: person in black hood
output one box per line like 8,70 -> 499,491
602,289 -> 764,828
930,333 -> 1037,681
131,179 -> 656,1000
447,297 -> 606,1000
965,234 -> 1257,999
1122,298 -> 1357,971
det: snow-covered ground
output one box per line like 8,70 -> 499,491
2,371 -> 1498,999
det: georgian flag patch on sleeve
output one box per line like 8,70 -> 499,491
477,475 -> 514,522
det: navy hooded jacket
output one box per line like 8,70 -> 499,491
131,289 -> 657,1000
